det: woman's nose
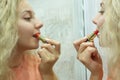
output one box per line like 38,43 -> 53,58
92,13 -> 100,25
92,19 -> 97,25
35,20 -> 43,29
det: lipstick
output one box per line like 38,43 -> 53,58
33,33 -> 48,43
86,29 -> 99,42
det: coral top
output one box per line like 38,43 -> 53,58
12,54 -> 43,80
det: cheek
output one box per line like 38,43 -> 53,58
98,16 -> 105,27
17,20 -> 38,49
18,20 -> 34,38
17,20 -> 34,45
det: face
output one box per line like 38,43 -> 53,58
92,1 -> 105,34
17,0 -> 43,50
92,1 -> 105,46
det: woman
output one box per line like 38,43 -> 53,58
73,0 -> 120,80
0,0 -> 60,80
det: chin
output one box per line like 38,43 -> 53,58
26,46 -> 38,51
32,44 -> 39,49
25,43 -> 39,50
34,45 -> 39,49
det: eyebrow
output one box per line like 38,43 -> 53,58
100,2 -> 104,8
21,10 -> 35,15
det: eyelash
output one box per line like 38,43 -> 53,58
99,10 -> 104,14
24,17 -> 32,21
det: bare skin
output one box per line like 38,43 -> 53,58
11,0 -> 60,80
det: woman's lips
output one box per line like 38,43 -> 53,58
33,32 -> 40,38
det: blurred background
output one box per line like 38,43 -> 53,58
28,0 -> 107,80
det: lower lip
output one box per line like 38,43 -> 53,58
33,37 -> 39,41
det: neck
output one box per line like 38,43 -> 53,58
9,46 -> 26,68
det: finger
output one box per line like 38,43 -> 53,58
37,48 -> 50,60
90,49 -> 102,64
41,44 -> 54,53
84,46 -> 99,61
46,38 -> 60,53
78,42 -> 95,53
37,48 -> 57,63
78,47 -> 97,65
73,37 -> 88,51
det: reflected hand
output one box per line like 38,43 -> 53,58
73,37 -> 103,79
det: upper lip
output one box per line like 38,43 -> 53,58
33,32 -> 41,37
33,32 -> 40,35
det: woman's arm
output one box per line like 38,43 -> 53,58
90,69 -> 103,80
40,68 -> 58,80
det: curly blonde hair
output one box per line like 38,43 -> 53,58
0,0 -> 21,80
100,0 -> 120,79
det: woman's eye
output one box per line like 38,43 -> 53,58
99,8 -> 105,14
24,17 -> 31,21
99,10 -> 104,14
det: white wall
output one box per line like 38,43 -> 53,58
28,0 -> 107,80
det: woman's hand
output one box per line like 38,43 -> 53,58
73,37 -> 103,80
38,38 -> 60,75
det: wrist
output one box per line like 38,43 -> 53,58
39,65 -> 53,74
41,70 -> 58,80
90,69 -> 103,80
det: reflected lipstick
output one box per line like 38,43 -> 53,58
86,29 -> 99,42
